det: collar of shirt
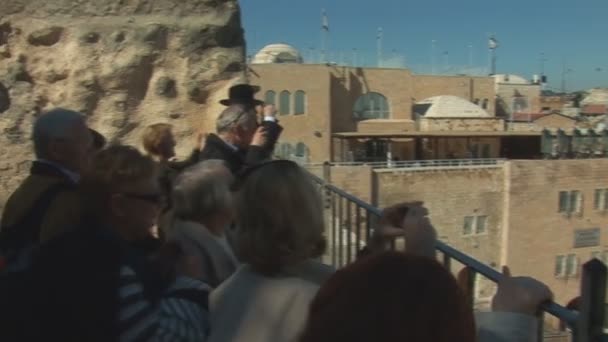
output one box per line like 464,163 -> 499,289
37,159 -> 80,184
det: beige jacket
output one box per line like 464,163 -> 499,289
208,261 -> 335,342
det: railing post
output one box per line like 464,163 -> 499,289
576,259 -> 607,342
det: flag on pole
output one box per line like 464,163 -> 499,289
488,36 -> 498,49
322,9 -> 329,31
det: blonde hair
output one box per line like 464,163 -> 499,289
81,145 -> 158,218
235,160 -> 326,275
172,160 -> 234,222
142,123 -> 173,156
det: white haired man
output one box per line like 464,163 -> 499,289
0,108 -> 94,246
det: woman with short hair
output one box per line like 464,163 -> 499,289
208,160 -> 334,342
31,145 -> 210,342
167,159 -> 239,288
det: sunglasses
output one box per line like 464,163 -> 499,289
230,159 -> 299,192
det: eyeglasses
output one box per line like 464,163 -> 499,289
230,159 -> 298,192
119,192 -> 166,206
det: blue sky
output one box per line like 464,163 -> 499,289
240,0 -> 608,91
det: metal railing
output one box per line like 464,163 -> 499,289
311,165 -> 608,342
306,158 -> 505,170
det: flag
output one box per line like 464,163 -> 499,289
488,37 -> 498,49
322,9 -> 329,31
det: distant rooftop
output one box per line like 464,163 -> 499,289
251,43 -> 303,64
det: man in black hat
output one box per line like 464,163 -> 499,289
198,84 -> 283,174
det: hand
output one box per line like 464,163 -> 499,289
369,202 -> 436,258
263,104 -> 277,118
250,126 -> 267,147
492,266 -> 554,316
401,203 -> 436,258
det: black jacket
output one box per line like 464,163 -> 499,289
198,120 -> 283,174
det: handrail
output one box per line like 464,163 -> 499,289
306,158 -> 506,169
310,172 -> 580,326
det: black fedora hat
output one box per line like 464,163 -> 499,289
219,84 -> 264,106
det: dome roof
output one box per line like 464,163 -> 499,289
416,96 -> 491,118
251,43 -> 303,64
492,74 -> 530,85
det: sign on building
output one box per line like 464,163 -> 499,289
573,228 -> 601,248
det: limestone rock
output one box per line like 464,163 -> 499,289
0,0 -> 246,215
27,26 -> 64,46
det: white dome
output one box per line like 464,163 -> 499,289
416,96 -> 491,118
492,74 -> 530,85
251,43 -> 303,64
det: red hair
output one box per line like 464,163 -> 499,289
300,252 -> 476,342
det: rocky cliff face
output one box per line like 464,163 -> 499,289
0,0 -> 246,208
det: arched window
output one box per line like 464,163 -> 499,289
295,142 -> 307,157
482,99 -> 489,109
353,92 -> 390,120
265,90 -> 276,105
279,90 -> 291,115
279,143 -> 293,159
294,90 -> 306,115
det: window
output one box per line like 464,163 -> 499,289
555,255 -> 565,276
565,254 -> 578,276
482,99 -> 489,110
279,90 -> 291,115
277,143 -> 293,159
558,190 -> 582,214
353,92 -> 390,120
294,90 -> 306,115
475,215 -> 487,234
295,142 -> 307,157
265,90 -> 276,105
594,189 -> 608,210
463,216 -> 474,235
481,144 -> 491,158
463,216 -> 488,236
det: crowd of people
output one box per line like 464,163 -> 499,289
0,83 -> 555,341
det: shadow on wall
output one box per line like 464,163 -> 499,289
0,82 -> 9,113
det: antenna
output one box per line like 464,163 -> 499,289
468,44 -> 474,73
488,33 -> 498,75
321,9 -> 329,64
377,27 -> 383,67
431,40 -> 437,75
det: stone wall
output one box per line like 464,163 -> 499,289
0,0 -> 246,210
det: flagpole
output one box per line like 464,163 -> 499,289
377,27 -> 383,67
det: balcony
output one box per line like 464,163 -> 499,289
311,170 -> 608,341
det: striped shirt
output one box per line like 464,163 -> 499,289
118,266 -> 210,342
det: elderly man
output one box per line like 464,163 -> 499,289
1,108 -> 93,246
198,84 -> 282,174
